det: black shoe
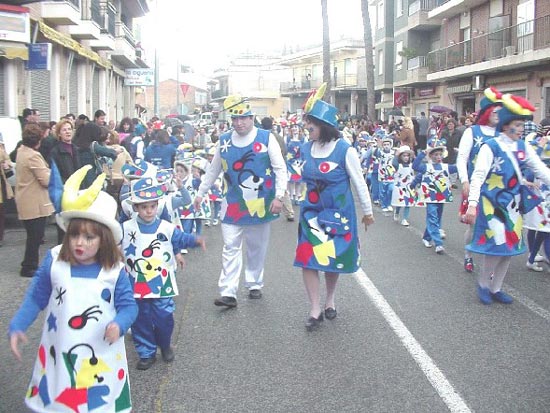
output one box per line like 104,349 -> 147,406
161,347 -> 175,363
287,216 -> 295,222
305,313 -> 324,331
324,307 -> 337,320
20,270 -> 35,278
214,296 -> 237,307
136,356 -> 156,370
248,289 -> 262,299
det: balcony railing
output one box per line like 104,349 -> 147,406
280,78 -> 322,93
116,21 -> 136,47
408,0 -> 437,16
428,15 -> 550,73
106,3 -> 116,36
333,74 -> 358,87
91,0 -> 102,26
407,55 -> 428,70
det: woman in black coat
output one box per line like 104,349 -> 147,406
49,119 -> 80,182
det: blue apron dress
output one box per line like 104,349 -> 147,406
286,139 -> 304,183
294,139 -> 359,273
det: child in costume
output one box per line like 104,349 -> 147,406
206,145 -> 223,226
178,157 -> 211,235
9,165 -> 137,413
464,94 -> 550,305
286,124 -> 306,205
122,177 -> 205,370
391,145 -> 419,226
373,135 -> 396,213
413,139 -> 457,254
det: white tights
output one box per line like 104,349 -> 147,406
479,255 -> 511,293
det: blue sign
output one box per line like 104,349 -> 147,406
26,43 -> 51,70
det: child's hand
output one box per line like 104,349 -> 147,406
195,236 -> 206,251
176,253 -> 186,269
10,331 -> 28,361
104,322 -> 121,344
193,196 -> 203,211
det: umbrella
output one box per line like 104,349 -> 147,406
387,108 -> 404,116
429,105 -> 453,114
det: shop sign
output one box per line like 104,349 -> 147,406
394,91 -> 408,107
26,43 -> 51,71
125,69 -> 154,86
0,9 -> 30,43
417,87 -> 435,97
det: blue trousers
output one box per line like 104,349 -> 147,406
423,203 -> 444,247
371,174 -> 380,202
379,182 -> 394,209
395,206 -> 411,220
132,298 -> 175,358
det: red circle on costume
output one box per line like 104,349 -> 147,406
509,177 -> 518,187
308,191 -> 319,203
162,269 -> 167,277
319,162 -> 330,173
118,369 -> 125,380
253,142 -> 261,152
517,151 -> 525,160
234,161 -> 243,171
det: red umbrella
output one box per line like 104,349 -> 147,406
429,105 -> 453,114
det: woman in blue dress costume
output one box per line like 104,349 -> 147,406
464,94 -> 550,305
294,85 -> 374,330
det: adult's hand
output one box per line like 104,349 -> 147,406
464,205 -> 477,225
270,198 -> 283,215
193,196 -> 203,211
461,182 -> 470,198
362,214 -> 375,231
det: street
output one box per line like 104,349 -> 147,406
1,199 -> 550,413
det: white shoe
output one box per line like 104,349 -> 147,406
422,239 -> 432,248
526,261 -> 543,272
373,200 -> 380,206
435,245 -> 445,254
439,229 -> 446,239
534,254 -> 545,262
387,206 -> 393,212
204,221 -> 211,227
213,219 -> 219,226
393,212 -> 400,222
181,249 -> 188,254
382,207 -> 389,212
401,219 -> 409,226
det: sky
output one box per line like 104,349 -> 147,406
140,0 -> 366,80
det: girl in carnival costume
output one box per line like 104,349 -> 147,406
206,145 -> 223,226
373,134 -> 396,213
177,157 -> 211,236
9,165 -> 138,413
286,124 -> 306,205
413,138 -> 457,254
122,177 -> 205,370
391,145 -> 421,226
464,94 -> 550,305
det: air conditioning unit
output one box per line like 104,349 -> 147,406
472,75 -> 485,91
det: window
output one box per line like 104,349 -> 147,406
378,49 -> 384,75
395,41 -> 403,66
377,1 -> 385,29
489,0 -> 503,17
396,0 -> 403,17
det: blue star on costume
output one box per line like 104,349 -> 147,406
47,312 -> 57,332
124,243 -> 136,257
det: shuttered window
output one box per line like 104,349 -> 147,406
0,60 -> 5,116
69,59 -> 78,114
92,68 -> 99,112
31,70 -> 51,121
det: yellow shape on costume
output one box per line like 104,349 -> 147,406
221,158 -> 228,171
482,196 -> 495,216
513,215 -> 523,237
485,229 -> 494,239
486,174 -> 504,191
341,217 -> 349,224
313,240 -> 336,266
62,165 -> 106,212
266,167 -> 272,176
75,356 -> 111,388
246,198 -> 266,218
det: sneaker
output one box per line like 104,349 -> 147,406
387,206 -> 393,212
382,207 -> 389,212
439,229 -> 446,239
435,245 -> 445,254
212,219 -> 219,226
214,296 -> 237,307
422,239 -> 432,248
248,289 -> 262,299
526,261 -> 543,272
393,212 -> 399,222
161,346 -> 175,362
181,249 -> 188,254
287,216 -> 295,222
373,200 -> 380,206
204,221 -> 211,227
136,356 -> 156,370
491,291 -> 513,304
400,219 -> 409,226
534,254 -> 545,262
477,285 -> 493,305
464,257 -> 474,273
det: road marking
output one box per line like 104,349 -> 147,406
355,268 -> 472,413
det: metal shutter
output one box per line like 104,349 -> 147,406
92,68 -> 99,112
69,60 -> 78,114
17,63 -> 26,115
31,70 -> 51,121
0,60 -> 5,116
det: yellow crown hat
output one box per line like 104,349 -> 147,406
223,95 -> 253,117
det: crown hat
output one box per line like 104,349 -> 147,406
129,177 -> 168,204
496,94 -> 536,132
224,95 -> 254,117
426,136 -> 447,156
56,165 -> 122,244
303,83 -> 338,128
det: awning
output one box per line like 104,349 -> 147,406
37,20 -> 111,69
0,41 -> 28,60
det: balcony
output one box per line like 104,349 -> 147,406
40,0 -> 80,25
280,78 -> 323,94
428,0 -> 487,22
427,15 -> 550,79
122,0 -> 149,18
394,56 -> 430,86
111,21 -> 137,67
333,74 -> 358,88
407,0 -> 440,31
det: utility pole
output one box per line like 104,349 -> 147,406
154,47 -> 159,116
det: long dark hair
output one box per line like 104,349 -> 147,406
306,115 -> 340,144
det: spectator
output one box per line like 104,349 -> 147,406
94,109 -> 106,126
0,134 -> 14,247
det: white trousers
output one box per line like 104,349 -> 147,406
219,222 -> 271,298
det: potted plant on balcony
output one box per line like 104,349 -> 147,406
398,47 -> 418,59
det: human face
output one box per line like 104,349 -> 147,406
504,120 -> 525,141
231,116 -> 254,136
175,165 -> 188,179
382,142 -> 392,151
465,118 -> 473,127
59,122 -> 73,143
96,115 -> 106,126
401,153 -> 411,163
134,200 -> 159,222
488,108 -> 500,127
69,230 -> 100,265
305,119 -> 319,141
429,150 -> 444,163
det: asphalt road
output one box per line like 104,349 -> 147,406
1,199 -> 550,412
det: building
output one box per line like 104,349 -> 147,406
0,0 -> 149,122
373,0 -> 550,122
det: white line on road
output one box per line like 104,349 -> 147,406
354,268 -> 472,413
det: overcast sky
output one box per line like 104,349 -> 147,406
140,0 -> 366,79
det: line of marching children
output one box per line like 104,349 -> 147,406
360,129 -> 456,255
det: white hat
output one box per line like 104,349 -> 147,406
397,145 -> 415,158
56,166 -> 122,244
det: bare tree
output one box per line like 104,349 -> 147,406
361,0 -> 376,121
321,0 -> 331,101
